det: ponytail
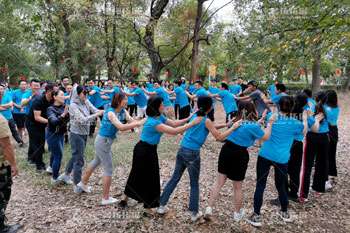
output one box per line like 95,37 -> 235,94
197,96 -> 212,116
314,91 -> 328,123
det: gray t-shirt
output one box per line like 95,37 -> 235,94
249,89 -> 271,118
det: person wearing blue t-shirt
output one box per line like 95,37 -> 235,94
325,90 -> 340,185
124,81 -> 148,125
142,81 -> 174,119
11,80 -> 28,141
86,78 -> 104,137
247,96 -> 308,227
229,78 -> 242,96
64,84 -> 73,105
185,80 -> 215,121
204,101 -> 276,222
188,80 -> 195,108
173,80 -> 191,120
100,79 -> 120,109
125,81 -> 136,118
208,80 -> 219,103
265,84 -> 287,112
80,93 -> 146,205
0,84 -> 25,147
168,84 -> 176,109
210,82 -> 238,123
121,96 -> 202,216
146,77 -> 155,92
180,77 -> 187,90
302,89 -> 316,111
158,96 -> 242,221
299,91 -> 333,202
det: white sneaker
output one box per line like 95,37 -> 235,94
203,207 -> 212,220
191,211 -> 202,222
102,197 -> 118,205
77,182 -> 91,193
234,209 -> 244,222
46,166 -> 53,174
134,128 -> 139,133
58,173 -> 73,185
157,205 -> 169,214
325,181 -> 332,190
73,185 -> 83,194
51,178 -> 60,185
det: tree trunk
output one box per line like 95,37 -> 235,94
341,58 -> 350,92
304,67 -> 309,84
311,53 -> 321,96
61,11 -> 75,78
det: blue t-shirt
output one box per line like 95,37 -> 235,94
126,88 -> 135,105
307,108 -> 333,133
140,114 -> 168,145
181,115 -> 209,151
100,88 -> 110,105
11,89 -> 27,114
169,94 -> 175,108
227,121 -> 265,147
271,93 -> 287,111
218,90 -> 237,114
325,104 -> 339,126
181,83 -> 187,90
22,90 -> 39,115
87,86 -> 103,108
0,93 -> 13,120
268,85 -> 276,99
188,84 -> 195,94
155,87 -> 171,107
64,92 -> 70,105
174,87 -> 189,109
208,86 -> 219,103
99,108 -> 125,139
147,83 -> 154,92
305,98 -> 316,111
259,113 -> 304,164
133,87 -> 147,108
229,84 -> 242,95
195,88 -> 214,109
108,86 -> 120,101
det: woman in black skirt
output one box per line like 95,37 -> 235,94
204,101 -> 277,222
120,97 -> 203,216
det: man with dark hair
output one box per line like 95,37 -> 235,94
86,78 -> 104,137
0,114 -> 21,233
229,78 -> 242,96
237,77 -> 248,94
265,84 -> 287,111
11,80 -> 28,143
142,81 -> 174,119
302,89 -> 316,111
210,82 -> 238,123
234,81 -> 270,118
27,83 -> 58,173
173,80 -> 191,119
59,76 -> 70,93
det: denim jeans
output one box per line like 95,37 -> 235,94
253,156 -> 289,215
46,130 -> 64,179
159,146 -> 201,213
65,133 -> 87,184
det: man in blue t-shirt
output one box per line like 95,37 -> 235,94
100,79 -> 120,109
86,78 -> 104,137
142,81 -> 174,119
173,80 -> 191,120
302,89 -> 316,111
124,81 -> 148,119
12,80 -> 28,141
265,84 -> 287,112
229,78 -> 242,96
210,82 -> 238,123
208,80 -> 219,103
0,84 -> 25,147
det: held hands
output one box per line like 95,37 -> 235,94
231,119 -> 243,129
268,113 -> 278,124
137,118 -> 147,126
315,113 -> 324,122
97,110 -> 105,117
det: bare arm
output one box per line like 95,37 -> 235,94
34,110 -> 48,124
205,119 -> 242,141
164,113 -> 194,127
0,137 -> 18,176
108,111 -> 145,131
156,117 -> 203,135
310,113 -> 323,133
0,101 -> 13,110
260,114 -> 278,141
141,87 -> 157,96
234,96 -> 251,101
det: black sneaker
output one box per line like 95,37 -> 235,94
28,160 -> 35,166
247,213 -> 262,227
119,200 -> 128,208
19,143 -> 26,148
288,195 -> 300,203
269,198 -> 280,206
0,223 -> 22,233
276,210 -> 292,222
36,165 -> 45,174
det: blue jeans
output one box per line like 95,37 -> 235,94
253,156 -> 289,215
159,146 -> 201,213
65,133 -> 87,184
46,130 -> 64,179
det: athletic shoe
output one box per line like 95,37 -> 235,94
157,205 -> 169,214
58,173 -> 73,185
46,166 -> 53,174
299,198 -> 308,203
247,213 -> 262,227
77,182 -> 91,193
276,210 -> 292,222
51,178 -> 60,185
234,209 -> 244,222
28,159 -> 35,166
0,224 -> 22,233
309,187 -> 324,195
325,181 -> 332,190
19,143 -> 26,148
35,166 -> 45,174
203,207 -> 212,220
102,197 -> 118,205
73,186 -> 83,194
119,200 -> 128,208
191,211 -> 202,222
269,198 -> 280,206
288,195 -> 300,203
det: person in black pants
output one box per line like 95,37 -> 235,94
27,83 -> 57,173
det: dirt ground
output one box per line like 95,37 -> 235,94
5,93 -> 350,232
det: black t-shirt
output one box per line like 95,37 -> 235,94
59,85 -> 66,93
240,83 -> 248,92
27,95 -> 52,128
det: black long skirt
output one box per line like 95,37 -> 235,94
124,141 -> 160,208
